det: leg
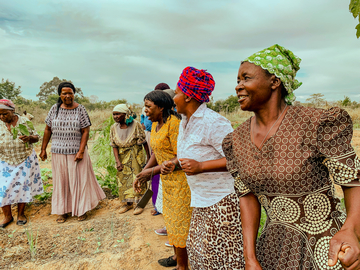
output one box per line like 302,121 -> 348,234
175,247 -> 188,270
17,203 -> 26,221
0,205 -> 13,225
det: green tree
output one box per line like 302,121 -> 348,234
306,93 -> 325,107
349,0 -> 360,38
0,79 -> 22,100
37,77 -> 84,102
341,96 -> 352,107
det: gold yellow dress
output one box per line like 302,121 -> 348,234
150,115 -> 192,248
110,120 -> 147,203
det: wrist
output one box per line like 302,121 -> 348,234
340,222 -> 360,240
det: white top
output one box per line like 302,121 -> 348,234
177,103 -> 235,208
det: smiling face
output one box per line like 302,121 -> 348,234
173,86 -> 188,115
0,109 -> 14,123
144,99 -> 163,122
60,87 -> 75,106
113,112 -> 126,123
235,61 -> 275,111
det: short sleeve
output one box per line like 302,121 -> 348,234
207,117 -> 233,157
79,105 -> 91,129
168,116 -> 180,155
45,105 -> 56,128
222,132 -> 251,197
135,121 -> 146,145
317,107 -> 360,187
109,124 -> 117,148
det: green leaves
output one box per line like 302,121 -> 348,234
12,127 -> 18,140
19,124 -> 30,136
26,121 -> 34,130
349,0 -> 360,38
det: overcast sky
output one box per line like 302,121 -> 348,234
0,0 -> 359,104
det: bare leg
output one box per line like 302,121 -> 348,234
17,203 -> 26,221
1,205 -> 13,224
172,246 -> 177,260
175,247 -> 189,270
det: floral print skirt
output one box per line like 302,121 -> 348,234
0,150 -> 43,207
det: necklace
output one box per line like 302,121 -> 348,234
252,104 -> 288,150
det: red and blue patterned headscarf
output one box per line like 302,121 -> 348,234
177,67 -> 215,103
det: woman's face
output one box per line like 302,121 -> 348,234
173,86 -> 187,115
113,112 -> 126,123
235,62 -> 273,111
0,109 -> 14,123
60,87 -> 75,106
144,99 -> 163,122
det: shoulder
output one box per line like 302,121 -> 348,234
203,107 -> 232,126
49,104 -> 57,112
77,104 -> 88,112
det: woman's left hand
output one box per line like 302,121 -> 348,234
161,160 -> 175,175
134,168 -> 152,192
328,227 -> 360,269
74,152 -> 84,162
19,135 -> 31,143
179,158 -> 203,175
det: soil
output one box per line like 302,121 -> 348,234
0,131 -> 359,270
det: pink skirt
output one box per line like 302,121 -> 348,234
51,148 -> 106,216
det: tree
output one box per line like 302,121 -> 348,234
37,77 -> 84,102
0,79 -> 22,100
341,96 -> 352,107
349,0 -> 360,38
306,93 -> 326,107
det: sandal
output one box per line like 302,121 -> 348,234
16,217 -> 27,226
151,209 -> 161,216
56,214 -> 67,224
78,213 -> 87,221
119,204 -> 133,214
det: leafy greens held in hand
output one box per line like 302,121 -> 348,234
12,121 -> 34,148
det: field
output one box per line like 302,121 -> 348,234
0,106 -> 360,269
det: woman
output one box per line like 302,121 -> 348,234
223,44 -> 360,269
0,99 -> 43,227
40,82 -> 105,223
162,67 -> 245,269
134,90 -> 192,270
110,103 -> 150,215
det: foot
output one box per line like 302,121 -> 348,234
158,256 -> 177,267
155,226 -> 167,236
133,207 -> 144,215
0,216 -> 14,228
16,215 -> 27,226
78,213 -> 87,221
56,214 -> 67,223
119,204 -> 133,214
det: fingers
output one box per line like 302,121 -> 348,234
339,246 -> 360,269
328,238 -> 343,266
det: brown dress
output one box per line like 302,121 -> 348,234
223,106 -> 360,270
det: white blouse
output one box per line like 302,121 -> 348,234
177,103 -> 235,208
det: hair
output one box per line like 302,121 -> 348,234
144,90 -> 181,123
154,83 -> 170,90
56,82 -> 76,117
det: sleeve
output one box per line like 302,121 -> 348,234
79,105 -> 92,129
168,116 -> 180,155
317,107 -> 360,187
44,105 -> 55,128
222,132 -> 251,197
207,117 -> 234,157
135,121 -> 146,145
140,114 -> 145,124
109,124 -> 117,148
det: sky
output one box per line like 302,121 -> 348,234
0,0 -> 359,104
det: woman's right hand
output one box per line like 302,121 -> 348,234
133,168 -> 152,192
39,150 -> 47,161
116,161 -> 123,172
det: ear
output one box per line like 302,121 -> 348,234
184,95 -> 192,103
270,75 -> 282,91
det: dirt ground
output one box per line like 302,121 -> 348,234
0,131 -> 359,270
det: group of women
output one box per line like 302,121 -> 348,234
0,44 -> 359,270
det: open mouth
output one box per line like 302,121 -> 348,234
238,95 -> 248,102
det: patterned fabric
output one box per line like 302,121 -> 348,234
45,104 -> 91,155
187,193 -> 245,270
113,104 -> 135,125
223,106 -> 359,270
177,103 -> 235,207
155,177 -> 163,213
0,99 -> 15,110
177,66 -> 215,103
109,120 -> 147,202
0,150 -> 43,207
150,115 -> 192,248
0,115 -> 39,165
244,44 -> 302,103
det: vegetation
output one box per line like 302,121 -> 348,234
0,79 -> 21,100
349,0 -> 360,38
34,168 -> 53,202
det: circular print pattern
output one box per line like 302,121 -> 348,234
270,196 -> 300,223
314,236 -> 342,269
303,193 -> 331,223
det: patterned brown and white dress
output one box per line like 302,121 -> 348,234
223,106 -> 360,270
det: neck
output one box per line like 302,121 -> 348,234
253,99 -> 287,127
184,102 -> 201,120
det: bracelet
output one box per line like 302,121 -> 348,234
170,160 -> 180,170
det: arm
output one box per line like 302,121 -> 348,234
134,153 -> 161,192
19,135 -> 39,144
240,193 -> 263,269
74,126 -> 90,162
143,141 -> 150,161
328,186 -> 360,269
178,157 -> 228,175
112,147 -> 123,171
39,124 -> 52,161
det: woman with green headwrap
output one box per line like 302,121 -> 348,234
220,44 -> 360,269
110,104 -> 150,215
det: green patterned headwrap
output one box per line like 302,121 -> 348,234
243,44 -> 302,103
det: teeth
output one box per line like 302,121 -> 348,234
239,96 -> 248,98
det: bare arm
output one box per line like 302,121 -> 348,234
178,157 -> 228,175
143,141 -> 150,161
112,147 -> 123,171
240,193 -> 263,269
39,125 -> 52,161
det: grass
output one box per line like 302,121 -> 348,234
24,221 -> 39,261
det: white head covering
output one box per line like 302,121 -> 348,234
113,104 -> 130,114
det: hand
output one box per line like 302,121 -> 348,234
74,152 -> 84,162
179,158 -> 203,175
19,135 -> 31,143
39,150 -> 47,161
161,160 -> 175,175
328,227 -> 360,269
116,162 -> 123,172
245,259 -> 263,270
134,168 -> 152,192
